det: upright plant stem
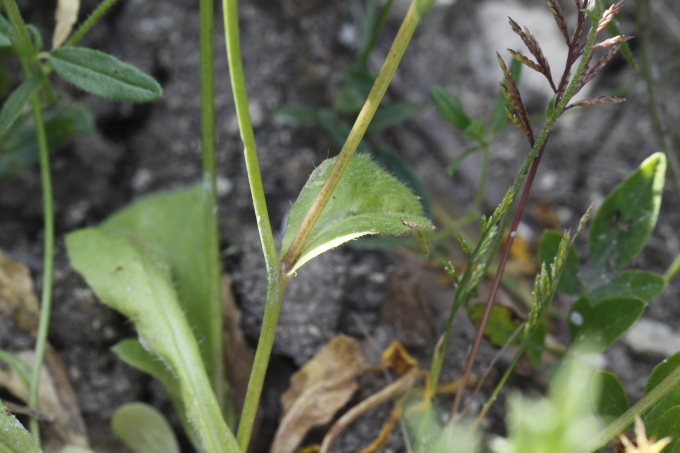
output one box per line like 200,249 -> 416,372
664,252 -> 680,283
280,1 -> 421,272
64,0 -> 121,47
199,0 -> 225,410
635,0 -> 680,200
222,0 -> 284,450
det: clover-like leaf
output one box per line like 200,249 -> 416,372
49,47 -> 162,102
281,154 -> 433,275
591,370 -> 629,424
654,406 -> 680,452
588,153 -> 666,275
589,270 -> 666,304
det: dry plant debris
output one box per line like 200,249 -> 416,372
0,250 -> 40,333
271,335 -> 369,453
618,416 -> 671,453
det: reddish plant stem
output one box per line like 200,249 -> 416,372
449,139 -> 548,421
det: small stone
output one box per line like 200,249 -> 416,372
131,168 -> 153,192
338,23 -> 358,48
216,175 -> 233,198
625,318 -> 680,360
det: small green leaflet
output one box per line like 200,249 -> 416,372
0,74 -> 41,138
591,370 -> 629,424
111,403 -> 180,453
49,47 -> 162,102
280,154 -> 433,275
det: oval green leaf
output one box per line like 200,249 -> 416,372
429,85 -> 471,131
0,400 -> 42,453
112,403 -> 180,453
0,74 -> 41,138
591,370 -> 629,424
646,352 -> 680,396
588,152 -> 666,275
280,154 -> 433,275
49,47 -> 162,102
643,352 -> 680,436
590,270 -> 666,304
538,230 -> 582,296
568,296 -> 645,353
654,405 -> 680,452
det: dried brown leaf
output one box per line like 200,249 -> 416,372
52,0 -> 80,49
598,0 -> 625,33
566,96 -> 626,110
545,0 -> 570,44
591,35 -> 634,51
0,250 -> 40,333
380,341 -> 418,375
271,335 -> 369,453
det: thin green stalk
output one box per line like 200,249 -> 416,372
199,0 -> 225,410
664,252 -> 680,283
280,1 -> 421,272
574,364 -> 680,453
222,0 -> 283,450
634,0 -> 680,201
64,0 -> 121,47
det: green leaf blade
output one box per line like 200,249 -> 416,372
111,402 -> 180,453
591,370 -> 630,424
367,101 -> 421,131
49,47 -> 162,102
588,153 -> 666,275
589,270 -> 666,304
0,73 -> 41,138
430,85 -> 471,131
655,406 -> 680,452
0,401 -> 43,453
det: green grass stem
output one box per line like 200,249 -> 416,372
64,0 -> 122,47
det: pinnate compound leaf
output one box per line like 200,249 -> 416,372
538,230 -> 582,295
654,406 -> 680,452
588,153 -> 666,275
0,400 -> 43,453
65,227 -> 236,453
591,370 -> 629,424
430,85 -> 471,131
568,296 -> 645,353
111,403 -> 180,453
49,47 -> 162,102
280,154 -> 433,275
0,74 -> 41,138
590,270 -> 666,304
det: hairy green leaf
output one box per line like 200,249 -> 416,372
65,227 -> 236,453
49,47 -> 162,102
430,85 -> 471,131
280,154 -> 433,275
0,74 -> 40,138
588,153 -> 666,275
368,101 -> 421,131
591,370 -> 629,424
0,400 -> 42,453
538,230 -> 582,296
568,296 -> 645,353
112,403 -> 180,453
590,270 -> 666,304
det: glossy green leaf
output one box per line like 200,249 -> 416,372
274,105 -> 319,125
590,270 -> 666,304
490,57 -> 522,134
0,400 -> 42,453
280,154 -> 433,275
568,296 -> 645,353
101,185 -> 221,389
655,406 -> 680,452
0,349 -> 31,391
467,304 -> 520,347
430,85 -> 472,131
49,47 -> 162,102
111,402 -> 180,453
538,230 -> 582,295
444,146 -> 480,177
112,339 -> 200,451
0,105 -> 94,181
588,153 -> 666,275
591,370 -> 629,424
65,226 -> 237,453
368,101 -> 421,131
0,74 -> 41,138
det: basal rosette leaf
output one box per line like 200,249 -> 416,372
281,154 -> 433,275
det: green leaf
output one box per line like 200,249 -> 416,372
590,270 -> 666,304
333,84 -> 365,114
49,47 -> 162,102
467,304 -> 520,347
415,0 -> 436,19
588,152 -> 666,275
368,101 -> 421,131
0,31 -> 11,47
462,120 -> 485,142
65,226 -> 237,453
430,85 -> 472,131
0,349 -> 31,391
602,0 -> 637,70
489,57 -> 522,134
644,352 -> 680,436
342,67 -> 375,98
0,400 -> 43,453
112,339 -> 200,452
318,110 -> 372,153
274,105 -> 319,125
0,74 -> 41,138
568,296 -> 645,353
655,406 -> 680,452
101,185 -> 221,388
111,403 -> 180,453
646,352 -> 680,396
280,154 -> 433,275
0,105 -> 95,181
0,14 -> 12,47
444,146 -> 480,177
546,93 -> 558,119
591,370 -> 629,424
538,230 -> 582,295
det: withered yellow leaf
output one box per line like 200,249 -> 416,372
52,0 -> 80,49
